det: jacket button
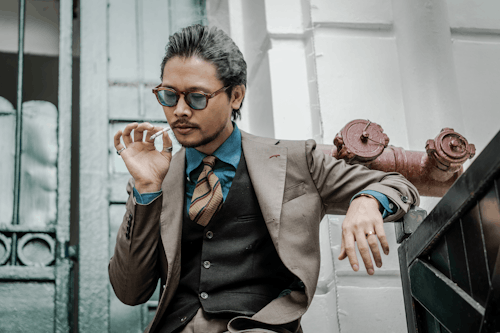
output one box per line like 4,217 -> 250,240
180,316 -> 187,322
401,196 -> 408,203
206,231 -> 213,239
203,261 -> 211,269
200,292 -> 208,299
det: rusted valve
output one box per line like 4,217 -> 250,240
425,128 -> 475,176
320,119 -> 475,197
333,120 -> 390,163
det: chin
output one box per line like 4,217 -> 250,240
178,136 -> 213,149
175,124 -> 227,150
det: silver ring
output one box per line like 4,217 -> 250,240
366,231 -> 376,237
116,147 -> 126,155
163,146 -> 173,153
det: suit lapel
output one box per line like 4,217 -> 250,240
158,132 -> 288,260
148,147 -> 186,333
241,131 -> 287,242
160,147 -> 185,275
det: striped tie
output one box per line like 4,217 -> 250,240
189,155 -> 223,226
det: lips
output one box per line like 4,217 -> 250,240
174,126 -> 196,135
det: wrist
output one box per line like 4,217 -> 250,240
135,181 -> 161,194
354,193 -> 382,212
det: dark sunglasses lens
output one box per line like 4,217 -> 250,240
157,90 -> 178,107
186,93 -> 207,110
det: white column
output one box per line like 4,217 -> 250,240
264,0 -> 319,141
79,0 -> 110,331
392,0 -> 465,150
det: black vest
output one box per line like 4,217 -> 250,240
159,153 -> 296,333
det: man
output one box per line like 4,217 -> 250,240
109,25 -> 419,333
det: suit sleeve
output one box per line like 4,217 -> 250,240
108,178 -> 162,305
305,139 -> 420,221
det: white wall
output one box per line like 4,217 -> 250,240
447,0 -> 500,155
208,0 -> 500,332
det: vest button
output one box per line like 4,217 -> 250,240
203,261 -> 211,269
206,231 -> 214,239
200,292 -> 209,299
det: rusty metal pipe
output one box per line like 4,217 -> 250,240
364,146 -> 462,197
318,120 -> 475,197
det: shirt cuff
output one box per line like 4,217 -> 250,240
133,187 -> 162,205
351,190 -> 395,219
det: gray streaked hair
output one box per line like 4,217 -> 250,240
160,24 -> 247,120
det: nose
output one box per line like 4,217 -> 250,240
173,94 -> 192,118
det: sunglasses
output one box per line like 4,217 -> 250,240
152,85 -> 229,110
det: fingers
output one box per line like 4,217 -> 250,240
145,125 -> 161,142
375,223 -> 390,255
134,122 -> 153,142
366,233 -> 382,269
339,218 -> 389,275
338,234 -> 347,260
161,129 -> 173,158
356,231 -> 375,275
114,130 -> 124,151
342,232 -> 359,272
122,122 -> 138,147
121,122 -> 161,146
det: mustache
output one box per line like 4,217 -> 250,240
171,120 -> 199,128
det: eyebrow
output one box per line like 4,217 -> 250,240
161,84 -> 211,93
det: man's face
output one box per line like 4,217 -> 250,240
161,56 -> 242,155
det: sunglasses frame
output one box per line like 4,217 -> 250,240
152,85 -> 229,110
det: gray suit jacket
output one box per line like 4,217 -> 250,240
109,130 -> 419,332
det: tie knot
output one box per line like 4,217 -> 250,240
203,155 -> 217,168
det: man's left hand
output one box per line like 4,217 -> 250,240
338,196 -> 389,275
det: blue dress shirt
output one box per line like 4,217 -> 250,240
183,123 -> 241,213
134,123 -> 242,214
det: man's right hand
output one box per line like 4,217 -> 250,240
114,122 -> 173,193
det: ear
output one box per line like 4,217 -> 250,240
230,85 -> 246,110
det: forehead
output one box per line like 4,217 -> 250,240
162,56 -> 221,89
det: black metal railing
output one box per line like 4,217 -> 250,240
399,130 -> 500,333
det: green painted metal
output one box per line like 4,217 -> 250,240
11,0 -> 26,267
0,0 -> 74,331
0,282 -> 56,332
79,0 -> 110,330
56,0 -> 74,331
410,259 -> 484,332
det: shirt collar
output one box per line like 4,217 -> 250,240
185,123 -> 242,177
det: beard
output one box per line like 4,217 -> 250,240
176,120 -> 228,149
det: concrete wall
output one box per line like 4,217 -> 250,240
208,0 -> 500,332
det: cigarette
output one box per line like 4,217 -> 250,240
150,127 -> 170,140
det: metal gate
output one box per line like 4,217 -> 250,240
399,130 -> 500,332
0,0 -> 74,331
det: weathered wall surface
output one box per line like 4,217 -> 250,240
210,0 -> 500,332
80,1 -> 203,332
